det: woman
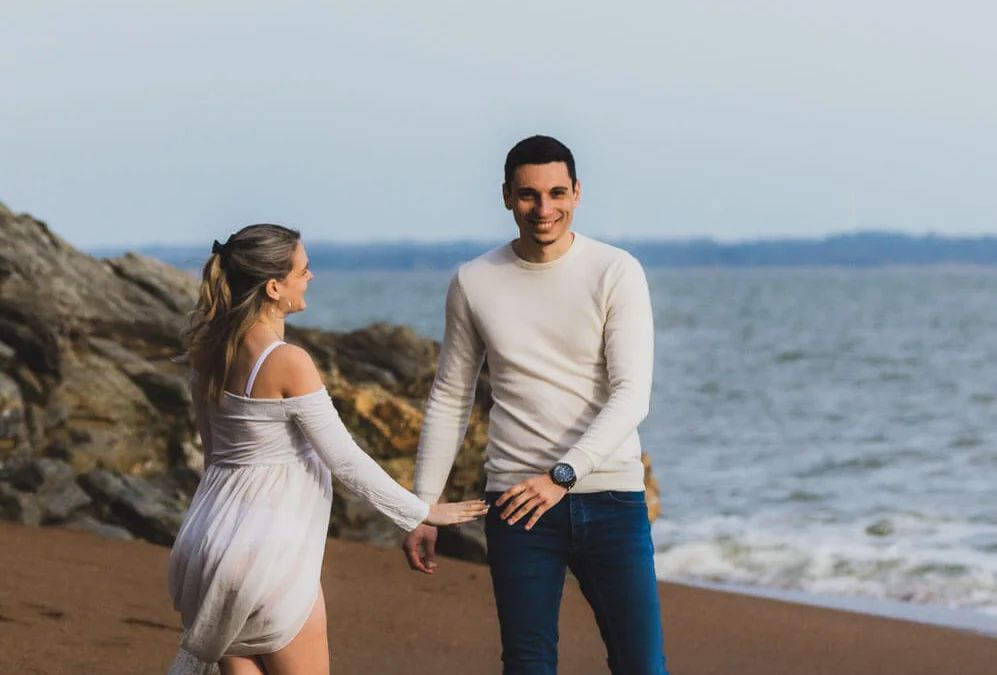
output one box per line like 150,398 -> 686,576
167,224 -> 487,675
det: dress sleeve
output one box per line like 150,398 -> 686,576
287,390 -> 431,532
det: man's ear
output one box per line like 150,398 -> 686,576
502,182 -> 513,211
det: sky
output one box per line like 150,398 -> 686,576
2,1 -> 995,248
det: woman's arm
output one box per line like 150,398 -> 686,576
276,345 -> 485,530
188,371 -> 214,469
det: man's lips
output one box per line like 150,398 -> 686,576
530,217 -> 561,234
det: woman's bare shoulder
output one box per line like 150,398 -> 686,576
266,343 -> 324,397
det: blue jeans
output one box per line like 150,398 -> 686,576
485,490 -> 669,675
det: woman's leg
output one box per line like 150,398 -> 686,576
219,655 -> 267,675
259,586 -> 330,675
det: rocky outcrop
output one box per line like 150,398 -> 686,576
0,202 -> 661,556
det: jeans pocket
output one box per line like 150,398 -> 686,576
605,490 -> 647,506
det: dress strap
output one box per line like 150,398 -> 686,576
245,341 -> 285,397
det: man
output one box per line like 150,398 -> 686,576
403,135 -> 668,675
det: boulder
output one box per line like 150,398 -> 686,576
8,456 -> 75,492
332,323 -> 439,395
0,301 -> 62,386
0,481 -> 43,526
47,349 -> 173,473
0,204 -> 190,348
436,521 -> 488,564
6,458 -> 93,523
332,385 -> 425,460
39,481 -> 93,522
104,252 -> 199,316
0,373 -> 26,461
87,337 -> 193,417
78,468 -> 186,545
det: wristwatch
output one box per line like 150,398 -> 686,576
548,462 -> 577,491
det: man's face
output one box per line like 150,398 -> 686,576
503,162 -> 580,249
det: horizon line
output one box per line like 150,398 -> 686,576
86,228 -> 997,252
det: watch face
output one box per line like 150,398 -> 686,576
552,463 -> 575,484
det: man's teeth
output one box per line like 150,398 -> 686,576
535,221 -> 557,232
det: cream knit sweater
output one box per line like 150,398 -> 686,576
413,232 -> 655,502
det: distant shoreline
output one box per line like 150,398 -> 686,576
90,231 -> 997,270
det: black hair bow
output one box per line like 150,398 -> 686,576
212,239 -> 231,264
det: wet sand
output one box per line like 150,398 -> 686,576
1,522 -> 995,674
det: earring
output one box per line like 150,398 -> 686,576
286,299 -> 292,312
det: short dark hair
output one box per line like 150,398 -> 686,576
504,135 -> 577,186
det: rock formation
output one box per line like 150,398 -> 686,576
0,202 -> 660,558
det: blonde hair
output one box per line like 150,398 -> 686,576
184,224 -> 301,405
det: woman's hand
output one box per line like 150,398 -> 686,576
425,499 -> 490,527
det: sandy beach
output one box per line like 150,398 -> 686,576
0,522 -> 995,675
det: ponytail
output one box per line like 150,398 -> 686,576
182,224 -> 301,406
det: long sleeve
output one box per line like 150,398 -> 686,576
412,272 -> 486,504
559,255 -> 654,481
288,391 -> 430,532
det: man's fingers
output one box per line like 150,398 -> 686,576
404,542 -> 430,573
496,483 -> 526,507
506,496 -> 540,525
525,504 -> 549,530
424,531 -> 437,562
500,490 -> 537,519
402,527 -> 438,574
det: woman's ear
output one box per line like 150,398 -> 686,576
265,278 -> 281,301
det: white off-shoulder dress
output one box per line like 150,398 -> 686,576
167,342 -> 430,674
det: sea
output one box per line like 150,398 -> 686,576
289,265 -> 997,632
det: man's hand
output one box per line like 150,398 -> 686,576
496,475 -> 567,530
403,523 -> 439,574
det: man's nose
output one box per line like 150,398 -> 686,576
534,196 -> 555,218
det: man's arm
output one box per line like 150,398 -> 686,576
558,254 -> 654,480
412,272 -> 486,504
405,272 -> 485,574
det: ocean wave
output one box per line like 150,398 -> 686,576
651,514 -> 997,614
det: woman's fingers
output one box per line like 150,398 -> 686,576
431,499 -> 489,526
460,499 -> 490,515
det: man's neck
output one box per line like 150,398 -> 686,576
512,231 -> 576,264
